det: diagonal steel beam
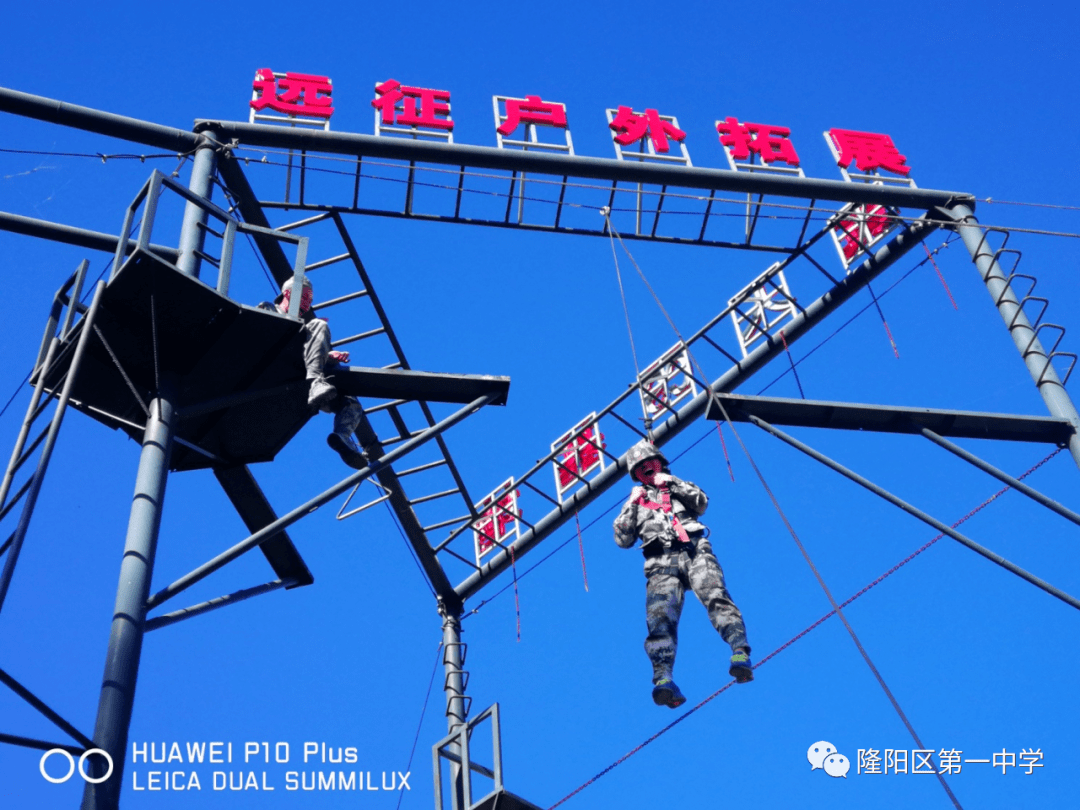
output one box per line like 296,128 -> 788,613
454,215 -> 939,602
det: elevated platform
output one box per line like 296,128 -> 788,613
40,248 -> 509,472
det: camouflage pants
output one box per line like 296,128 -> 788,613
643,539 -> 748,684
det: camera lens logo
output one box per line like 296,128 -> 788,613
39,749 -> 114,784
807,741 -> 849,778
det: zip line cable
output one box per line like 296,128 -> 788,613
602,213 -> 964,809
546,446 -> 1061,810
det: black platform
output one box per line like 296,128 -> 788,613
40,248 -> 510,473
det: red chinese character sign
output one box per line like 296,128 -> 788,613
473,479 -> 522,565
249,69 -> 334,129
824,128 -> 915,187
828,202 -> 902,271
607,107 -> 691,165
493,95 -> 573,154
372,79 -> 455,141
551,414 -> 607,503
715,117 -> 803,177
728,262 -> 799,358
639,345 -> 697,417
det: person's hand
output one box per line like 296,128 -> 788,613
328,350 -> 350,363
653,472 -> 673,486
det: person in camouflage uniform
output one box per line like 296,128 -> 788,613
613,439 -> 752,708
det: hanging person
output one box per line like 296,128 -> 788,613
613,439 -> 753,709
261,276 -> 368,469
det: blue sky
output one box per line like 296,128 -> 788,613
2,2 -> 1080,809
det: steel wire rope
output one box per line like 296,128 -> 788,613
211,175 -> 282,296
382,499 -> 437,598
231,147 -> 1080,239
602,214 -> 964,809
0,146 -> 195,162
463,234 -> 959,616
396,639 -> 444,810
545,446 -> 1061,810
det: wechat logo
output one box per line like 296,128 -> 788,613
807,741 -> 850,778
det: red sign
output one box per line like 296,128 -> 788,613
609,106 -> 687,153
555,426 -> 606,488
497,95 -> 568,136
250,69 -> 334,119
828,129 -> 910,176
833,204 -> 893,260
473,483 -> 521,560
372,79 -> 454,131
716,117 -> 800,166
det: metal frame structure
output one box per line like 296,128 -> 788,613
2,84 -> 1080,810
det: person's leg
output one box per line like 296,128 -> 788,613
644,558 -> 687,706
327,396 -> 366,470
687,541 -> 753,683
303,320 -> 336,410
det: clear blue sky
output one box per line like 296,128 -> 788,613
2,2 -> 1079,808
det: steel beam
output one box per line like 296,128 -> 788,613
0,211 -> 180,262
197,120 -> 973,210
944,204 -> 1080,470
82,378 -> 179,809
705,393 -> 1075,444
0,86 -> 198,152
454,215 -> 939,602
748,414 -> 1080,612
175,132 -> 219,279
328,366 -> 510,406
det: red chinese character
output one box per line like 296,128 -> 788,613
557,427 -> 605,487
609,106 -> 686,153
372,79 -> 454,131
475,491 -> 519,554
497,95 -> 568,136
835,205 -> 892,259
716,117 -> 800,166
250,69 -> 334,119
829,129 -> 910,176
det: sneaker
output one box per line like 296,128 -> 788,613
327,431 -> 367,470
651,679 -> 687,709
308,378 -> 337,411
729,651 -> 754,684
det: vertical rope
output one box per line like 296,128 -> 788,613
924,242 -> 959,310
715,423 -> 735,483
865,281 -> 900,358
779,329 -> 805,399
509,543 -> 521,642
574,511 -> 589,592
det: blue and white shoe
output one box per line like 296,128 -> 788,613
651,679 -> 687,709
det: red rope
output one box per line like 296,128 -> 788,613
924,242 -> 959,311
545,447 -> 1061,810
574,511 -> 589,592
509,543 -> 521,642
715,423 -> 735,482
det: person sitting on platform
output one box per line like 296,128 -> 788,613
262,276 -> 367,470
613,439 -> 753,709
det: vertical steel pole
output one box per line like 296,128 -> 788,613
175,130 -> 219,279
946,203 -> 1080,469
440,604 -> 468,810
82,376 -> 178,810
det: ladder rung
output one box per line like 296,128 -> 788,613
398,459 -> 448,477
423,516 -> 471,532
331,327 -> 386,348
314,289 -> 369,309
409,488 -> 460,506
383,362 -> 403,370
197,221 -> 225,239
380,430 -> 422,446
193,249 -> 220,268
305,252 -> 352,272
12,426 -> 49,476
363,399 -> 409,415
0,476 -> 34,523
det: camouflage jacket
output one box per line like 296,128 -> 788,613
613,475 -> 708,550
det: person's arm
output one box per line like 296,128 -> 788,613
613,487 -> 644,548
